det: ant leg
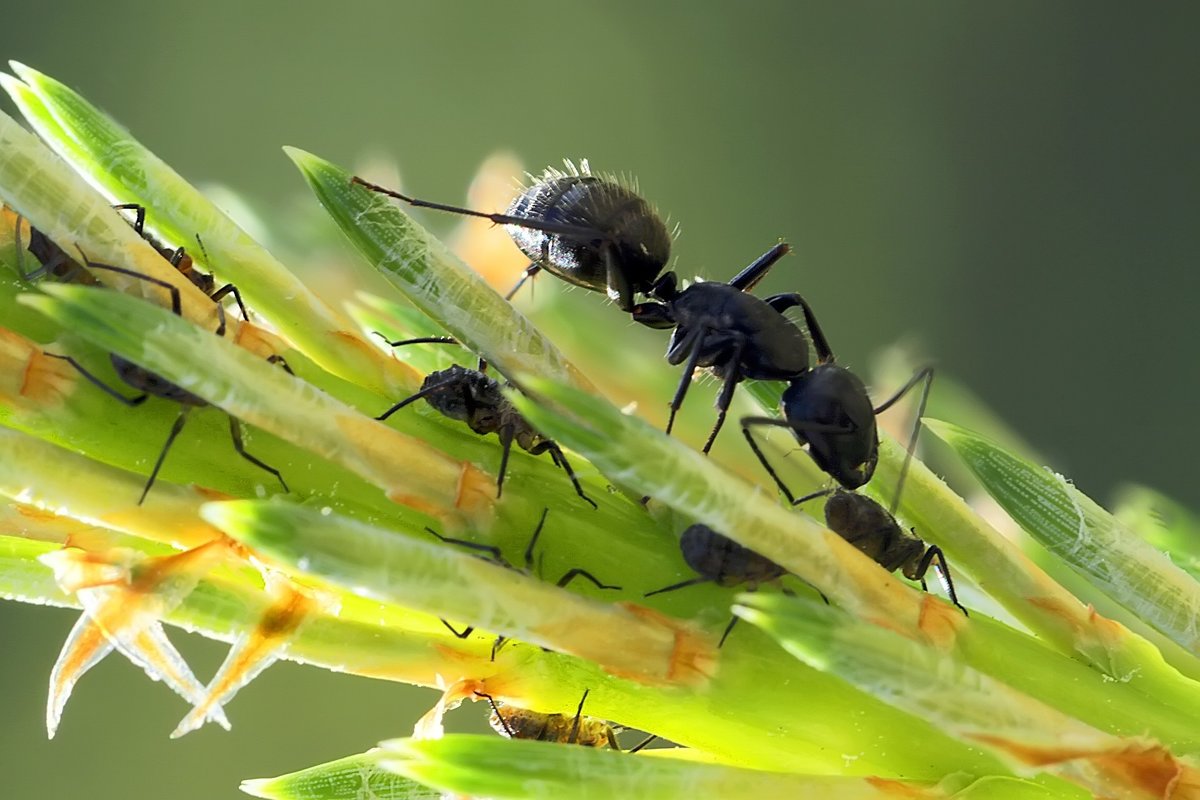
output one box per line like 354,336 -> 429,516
728,242 -> 791,293
740,416 -> 855,504
539,442 -> 597,509
227,416 -> 289,493
763,293 -> 834,363
351,177 -> 611,240
372,331 -> 460,348
702,338 -> 747,455
111,203 -> 146,233
665,330 -> 708,436
375,376 -> 460,421
74,253 -> 184,317
424,527 -> 507,564
871,367 -> 935,514
567,690 -> 589,745
139,407 -> 190,505
43,354 -> 150,406
474,692 -> 516,738
644,576 -> 711,598
504,263 -> 541,302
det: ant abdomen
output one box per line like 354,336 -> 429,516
506,170 -> 671,300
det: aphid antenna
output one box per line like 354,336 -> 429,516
474,692 -> 517,738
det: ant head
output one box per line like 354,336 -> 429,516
648,271 -> 679,302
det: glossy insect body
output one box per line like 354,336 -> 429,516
632,242 -> 807,453
377,364 -> 596,507
678,524 -> 787,588
824,490 -> 966,614
646,523 -> 792,647
352,161 -> 671,311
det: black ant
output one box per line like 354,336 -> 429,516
375,360 -> 597,508
350,160 -> 671,311
739,292 -> 933,507
474,689 -> 654,752
630,242 -> 809,453
644,523 -> 796,648
823,489 -> 966,615
45,255 -> 289,504
425,509 -> 620,652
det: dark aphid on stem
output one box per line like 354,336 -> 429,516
645,523 -> 796,647
824,489 -> 967,615
10,211 -> 96,285
45,255 -> 289,504
351,160 -> 672,311
475,689 -> 654,752
739,291 -> 934,508
376,362 -> 597,508
113,204 -> 251,320
426,508 -> 620,650
631,242 -> 809,453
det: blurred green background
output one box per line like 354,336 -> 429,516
1,2 -> 1195,797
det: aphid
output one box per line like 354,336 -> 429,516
475,689 -> 654,752
631,242 -> 808,453
11,211 -> 95,285
45,256 -> 288,504
739,292 -> 934,506
351,160 -> 672,311
426,508 -> 620,648
823,489 -> 966,614
113,204 -> 251,320
377,363 -> 597,508
644,523 -> 793,647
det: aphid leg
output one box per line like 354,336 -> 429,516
717,615 -> 740,648
871,366 -> 935,514
425,527 -> 506,564
489,635 -> 508,661
555,568 -> 621,592
911,545 -> 968,617
351,177 -> 610,239
372,331 -> 460,348
266,354 -> 295,375
665,330 -> 708,436
504,263 -> 541,302
227,416 -> 289,493
603,245 -> 636,312
728,242 -> 791,294
140,407 -> 191,505
111,203 -> 147,234
42,353 -> 150,406
440,619 -> 475,639
644,576 -> 711,598
74,254 -> 183,317
474,691 -> 516,737
495,424 -> 516,499
521,508 -> 550,571
763,292 -> 834,363
208,283 -> 251,322
375,376 -> 460,421
628,734 -> 658,753
539,442 -> 597,508
567,689 -> 589,745
606,728 -> 621,750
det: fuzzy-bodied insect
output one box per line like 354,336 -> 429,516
631,242 -> 809,453
426,509 -> 620,650
824,489 -> 966,614
644,523 -> 794,647
351,160 -> 672,311
739,290 -> 934,506
475,689 -> 654,751
43,254 -> 288,504
375,361 -> 597,507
